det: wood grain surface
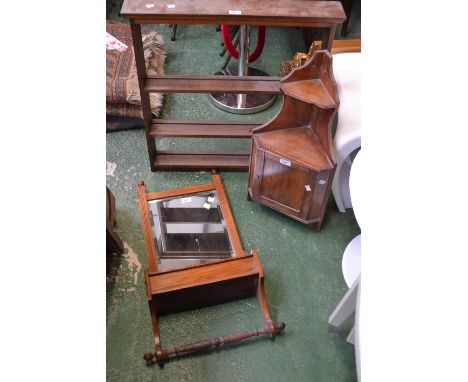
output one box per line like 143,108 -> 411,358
121,0 -> 346,27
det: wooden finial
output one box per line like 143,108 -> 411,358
276,322 -> 286,332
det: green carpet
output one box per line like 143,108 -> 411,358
107,2 -> 361,381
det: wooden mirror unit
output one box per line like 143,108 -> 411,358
137,171 -> 284,365
248,50 -> 339,231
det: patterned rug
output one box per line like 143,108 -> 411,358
106,20 -> 166,121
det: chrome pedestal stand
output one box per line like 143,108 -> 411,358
210,26 -> 276,115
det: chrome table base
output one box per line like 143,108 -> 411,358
209,66 -> 277,114
210,25 -> 276,115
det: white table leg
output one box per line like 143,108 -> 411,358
328,275 -> 360,326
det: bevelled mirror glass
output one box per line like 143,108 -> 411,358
148,190 -> 234,271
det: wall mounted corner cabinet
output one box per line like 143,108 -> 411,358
248,50 -> 339,231
121,0 -> 345,171
137,172 -> 284,365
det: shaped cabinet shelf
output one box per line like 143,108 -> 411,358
281,79 -> 336,108
248,51 -> 339,231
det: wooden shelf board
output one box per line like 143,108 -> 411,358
145,75 -> 281,94
153,151 -> 250,171
281,79 -> 336,108
121,0 -> 346,27
254,127 -> 334,170
150,120 -> 262,138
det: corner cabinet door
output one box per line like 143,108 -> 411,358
251,148 -> 316,220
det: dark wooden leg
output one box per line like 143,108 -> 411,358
106,188 -> 125,255
341,21 -> 349,38
130,20 -> 157,171
247,190 -> 252,201
341,0 -> 354,37
106,221 -> 124,254
171,24 -> 178,41
301,27 -> 312,50
314,222 -> 322,232
321,24 -> 337,51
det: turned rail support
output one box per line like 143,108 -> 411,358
144,322 -> 286,366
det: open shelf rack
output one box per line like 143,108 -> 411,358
121,0 -> 346,171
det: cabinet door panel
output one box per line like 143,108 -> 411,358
259,151 -> 307,214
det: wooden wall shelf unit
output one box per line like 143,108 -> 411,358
248,50 -> 339,231
137,172 -> 284,365
121,0 -> 345,171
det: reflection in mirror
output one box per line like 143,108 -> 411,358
148,190 -> 234,271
